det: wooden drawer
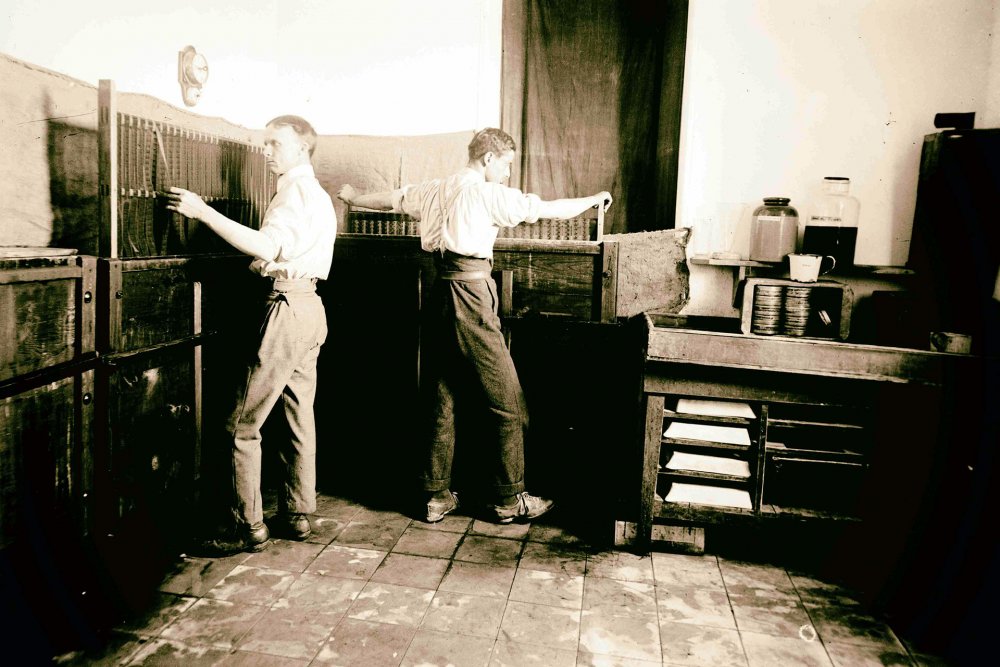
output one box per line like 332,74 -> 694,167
0,363 -> 96,549
95,342 -> 201,536
0,255 -> 96,382
98,255 -> 256,353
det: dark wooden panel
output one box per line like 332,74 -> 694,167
0,256 -> 96,382
494,251 -> 598,319
0,367 -> 95,549
96,344 -> 200,537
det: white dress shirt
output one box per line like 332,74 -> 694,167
251,164 -> 337,280
391,168 -> 541,259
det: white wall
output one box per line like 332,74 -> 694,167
1,0 -> 502,136
678,0 -> 996,316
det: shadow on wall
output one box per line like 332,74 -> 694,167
45,93 -> 99,255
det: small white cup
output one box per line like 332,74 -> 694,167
789,253 -> 835,282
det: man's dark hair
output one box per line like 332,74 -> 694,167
266,115 -> 318,156
468,128 -> 516,162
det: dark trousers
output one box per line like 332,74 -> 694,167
420,252 -> 527,498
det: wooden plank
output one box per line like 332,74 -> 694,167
638,394 -> 665,550
98,80 -> 119,258
646,326 -> 954,386
598,240 -> 618,322
78,256 -> 97,356
0,269 -> 78,382
753,404 -> 768,513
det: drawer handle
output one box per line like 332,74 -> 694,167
83,291 -> 93,303
82,392 -> 93,405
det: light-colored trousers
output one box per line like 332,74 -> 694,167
228,279 -> 328,527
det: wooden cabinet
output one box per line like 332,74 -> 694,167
0,364 -> 96,549
629,313 -> 959,552
0,253 -> 98,548
0,254 -> 96,382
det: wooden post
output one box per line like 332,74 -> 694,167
98,80 -> 119,258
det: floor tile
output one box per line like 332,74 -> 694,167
658,621 -> 747,666
718,559 -> 797,599
438,560 -> 516,598
313,495 -> 363,518
526,522 -> 587,546
519,541 -> 588,576
489,639 -> 576,667
729,592 -> 815,638
273,572 -> 365,613
509,567 -> 584,609
242,539 -> 325,572
392,525 -> 464,558
348,581 -> 435,626
52,631 -> 147,666
582,576 -> 657,618
586,551 -> 655,584
218,650 -> 310,666
825,640 -> 915,666
422,590 -> 507,637
788,572 -> 863,607
656,583 -> 736,629
578,611 -> 662,663
124,638 -> 233,665
497,600 -> 581,650
419,513 -> 474,534
371,553 -> 451,589
305,544 -> 387,579
575,652 -> 661,666
203,565 -> 296,606
236,604 -> 341,660
115,593 -> 197,637
805,603 -> 905,650
158,554 -> 250,597
306,515 -> 352,544
314,617 -> 415,666
455,535 -> 524,564
471,518 -> 531,540
333,509 -> 411,550
400,628 -> 494,667
652,553 -> 725,591
160,598 -> 267,650
740,630 -> 833,667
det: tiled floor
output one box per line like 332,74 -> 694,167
54,492 -> 949,666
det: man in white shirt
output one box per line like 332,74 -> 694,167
338,128 -> 610,524
167,115 -> 336,554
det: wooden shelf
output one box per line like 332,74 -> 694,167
760,504 -> 862,523
662,437 -> 751,452
659,470 -> 751,486
663,409 -> 755,427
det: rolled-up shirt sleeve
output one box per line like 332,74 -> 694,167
259,182 -> 310,262
488,185 -> 542,227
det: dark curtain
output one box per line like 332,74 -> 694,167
502,0 -> 689,234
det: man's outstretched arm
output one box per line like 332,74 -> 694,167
337,184 -> 393,210
536,191 -> 613,220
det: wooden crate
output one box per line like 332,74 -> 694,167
94,342 -> 201,537
0,362 -> 96,549
0,254 -> 96,383
97,254 -> 257,354
739,277 -> 853,340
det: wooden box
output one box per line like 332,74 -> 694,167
97,254 -> 257,354
0,363 -> 96,549
0,253 -> 96,382
739,277 -> 853,340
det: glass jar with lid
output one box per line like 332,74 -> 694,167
803,177 -> 860,270
749,197 -> 798,262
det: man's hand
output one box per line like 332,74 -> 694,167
337,184 -> 356,204
166,187 -> 211,220
595,191 -> 613,212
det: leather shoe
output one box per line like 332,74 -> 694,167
199,522 -> 270,557
274,513 -> 312,540
425,491 -> 459,523
492,492 -> 554,524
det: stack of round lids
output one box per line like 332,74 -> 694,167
782,286 -> 812,336
751,285 -> 784,335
